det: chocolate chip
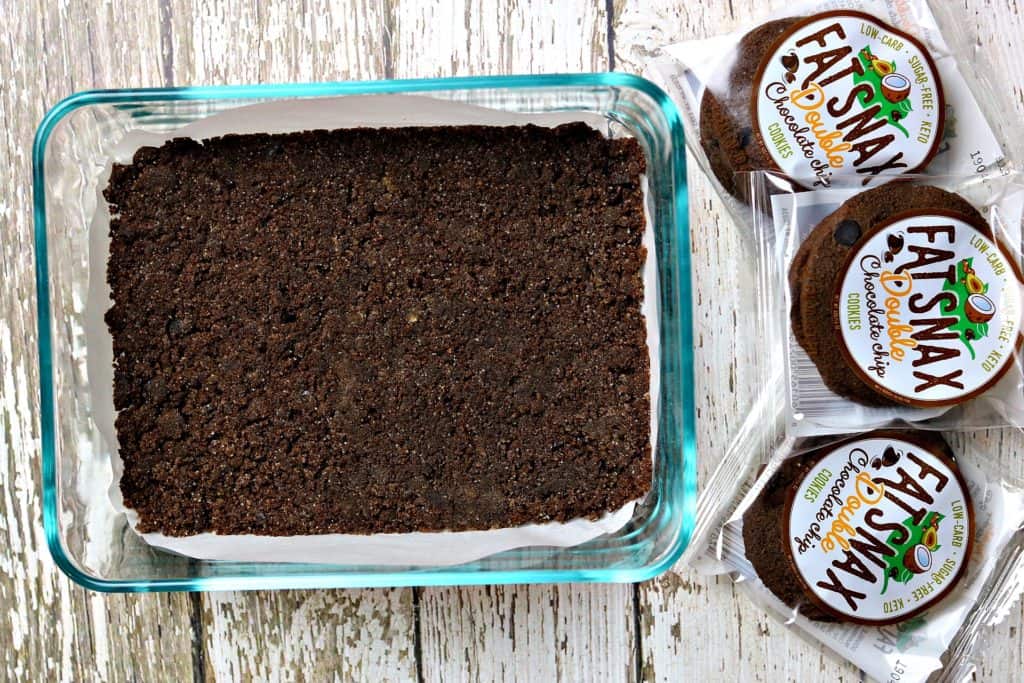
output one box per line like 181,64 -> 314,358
166,314 -> 194,338
834,219 -> 862,246
738,127 -> 753,148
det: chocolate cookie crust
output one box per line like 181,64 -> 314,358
789,184 -> 987,406
699,17 -> 800,198
104,124 -> 652,536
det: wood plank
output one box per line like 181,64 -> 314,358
419,583 -> 637,682
613,0 -> 1024,680
167,0 -> 394,85
200,589 -> 418,681
391,0 -> 609,76
0,1 -> 196,681
163,3 -> 420,680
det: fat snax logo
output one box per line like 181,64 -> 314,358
759,14 -> 940,187
779,45 -> 916,136
860,225 -> 997,367
844,217 -> 1015,401
791,444 -> 967,616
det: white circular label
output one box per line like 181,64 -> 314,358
754,11 -> 943,188
786,436 -> 971,623
836,213 -> 1023,405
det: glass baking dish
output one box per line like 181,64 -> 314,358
33,73 -> 695,591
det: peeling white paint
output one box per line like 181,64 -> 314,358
4,1 -> 1024,682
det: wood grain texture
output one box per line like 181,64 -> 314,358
613,1 -> 1024,681
391,0 -> 609,76
1,1 -> 196,682
167,0 -> 393,85
200,589 -> 417,682
4,0 -> 1024,681
419,584 -> 637,682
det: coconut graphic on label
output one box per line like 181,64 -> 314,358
834,210 -> 1024,406
965,294 -> 996,324
881,73 -> 912,105
752,11 -> 945,188
903,543 -> 932,573
903,519 -> 943,575
887,510 -> 944,587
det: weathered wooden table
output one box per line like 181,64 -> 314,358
4,1 -> 1023,680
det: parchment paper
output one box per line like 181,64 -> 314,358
86,95 -> 660,565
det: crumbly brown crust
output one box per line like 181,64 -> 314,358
104,124 -> 652,536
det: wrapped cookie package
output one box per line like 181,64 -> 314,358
745,171 -> 1024,434
644,0 -> 1019,219
644,1 -> 1024,679
679,170 -> 1024,681
693,426 -> 1024,683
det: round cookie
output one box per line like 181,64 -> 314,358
790,183 -> 1017,407
794,204 -> 903,407
793,185 -> 986,405
701,11 -> 945,200
743,430 -> 973,625
788,215 -> 830,355
700,18 -> 800,199
743,447 -> 833,621
793,207 -> 894,406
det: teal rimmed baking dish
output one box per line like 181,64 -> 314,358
33,73 -> 694,591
